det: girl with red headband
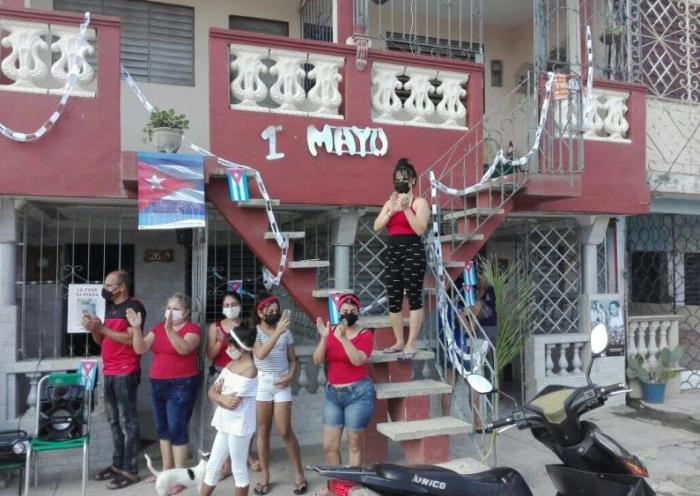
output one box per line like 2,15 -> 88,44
251,294 -> 306,495
313,294 -> 375,467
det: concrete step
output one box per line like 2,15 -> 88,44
439,233 -> 485,243
377,416 -> 471,442
375,379 -> 452,399
264,231 -> 305,240
465,178 -> 521,195
443,260 -> 466,269
237,198 -> 280,208
358,315 -> 409,329
443,207 -> 505,221
288,259 -> 329,269
369,349 -> 434,364
312,288 -> 353,298
436,457 -> 490,474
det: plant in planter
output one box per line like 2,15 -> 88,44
600,24 -> 626,46
626,346 -> 683,404
143,108 -> 190,153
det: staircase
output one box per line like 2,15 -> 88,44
207,71 -> 585,468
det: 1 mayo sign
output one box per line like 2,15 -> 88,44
307,124 -> 388,157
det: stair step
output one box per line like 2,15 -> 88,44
443,260 -> 465,269
264,231 -> 305,240
466,179 -> 520,195
312,288 -> 353,298
288,260 -> 329,269
369,349 -> 435,364
439,234 -> 485,243
377,416 -> 471,441
358,315 -> 409,329
375,380 -> 452,399
237,199 -> 280,208
443,208 -> 505,221
436,457 -> 490,474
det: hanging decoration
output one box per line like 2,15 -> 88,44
227,280 -> 243,296
227,168 -> 250,202
462,261 -> 477,306
0,12 -> 91,142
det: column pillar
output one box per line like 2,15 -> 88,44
331,208 -> 358,289
577,215 -> 610,295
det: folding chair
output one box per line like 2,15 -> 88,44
24,371 -> 92,496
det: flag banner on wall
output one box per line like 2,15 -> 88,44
227,280 -> 243,296
463,261 -> 477,306
79,359 -> 98,390
137,152 -> 206,230
328,291 -> 345,325
227,168 -> 250,202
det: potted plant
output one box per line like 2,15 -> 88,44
626,346 -> 683,404
143,108 -> 189,153
600,24 -> 626,46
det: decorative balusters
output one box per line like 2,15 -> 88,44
545,344 -> 554,377
628,320 -> 639,358
0,19 -> 97,96
585,89 -> 630,141
637,320 -> 649,363
628,316 -> 681,370
557,343 -> 569,375
229,43 -> 344,118
371,62 -> 468,129
646,321 -> 659,369
292,352 -> 326,395
572,343 -> 584,375
658,320 -> 670,353
543,338 -> 588,377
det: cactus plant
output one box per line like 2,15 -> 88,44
626,346 -> 684,384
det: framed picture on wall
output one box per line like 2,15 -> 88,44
582,293 -> 625,356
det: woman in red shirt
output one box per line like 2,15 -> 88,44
129,292 -> 201,489
312,294 -> 375,467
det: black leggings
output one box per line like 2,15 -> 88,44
384,234 -> 426,313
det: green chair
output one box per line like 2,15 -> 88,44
24,371 -> 93,496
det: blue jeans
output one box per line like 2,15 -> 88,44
150,375 -> 200,445
104,371 -> 140,475
323,378 -> 376,432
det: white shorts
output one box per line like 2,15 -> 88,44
256,371 -> 292,403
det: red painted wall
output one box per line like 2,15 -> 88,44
0,8 -> 123,198
517,79 -> 650,215
209,28 -> 484,207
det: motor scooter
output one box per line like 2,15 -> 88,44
308,324 -> 655,495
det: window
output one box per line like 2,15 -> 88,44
54,0 -> 195,86
630,251 -> 671,303
685,253 -> 700,305
491,60 -> 503,87
229,15 -> 289,37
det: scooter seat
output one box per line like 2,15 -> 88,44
374,463 -> 532,496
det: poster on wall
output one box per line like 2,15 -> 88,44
137,152 -> 206,230
586,294 -> 625,356
67,284 -> 105,334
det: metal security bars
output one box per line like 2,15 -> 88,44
354,0 -> 484,62
15,203 -> 134,361
300,0 -> 334,42
352,213 -> 388,314
627,214 -> 700,390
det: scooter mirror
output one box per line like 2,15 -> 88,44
590,323 -> 609,355
467,374 -> 494,394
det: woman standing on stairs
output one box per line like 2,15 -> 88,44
252,294 -> 307,495
373,158 -> 430,361
313,294 -> 375,467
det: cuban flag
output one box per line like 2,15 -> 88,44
328,291 -> 345,325
79,359 -> 98,391
463,261 -> 477,306
227,280 -> 243,296
137,152 -> 206,230
227,168 -> 250,202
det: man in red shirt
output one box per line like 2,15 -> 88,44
82,270 -> 146,489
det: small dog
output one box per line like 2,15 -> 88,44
144,452 -> 210,496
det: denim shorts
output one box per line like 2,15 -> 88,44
323,378 -> 376,432
151,375 -> 201,445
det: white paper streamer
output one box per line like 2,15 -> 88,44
120,66 -> 288,289
0,12 -> 91,142
583,25 -> 594,128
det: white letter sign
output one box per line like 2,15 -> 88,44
307,125 -> 388,157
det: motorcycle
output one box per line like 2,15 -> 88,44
308,323 -> 655,495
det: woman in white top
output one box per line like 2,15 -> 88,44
252,294 -> 306,495
201,323 -> 258,496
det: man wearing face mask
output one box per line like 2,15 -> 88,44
81,270 -> 146,489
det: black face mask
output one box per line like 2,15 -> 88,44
263,312 -> 281,326
394,181 -> 411,194
342,313 -> 359,327
101,287 -> 114,302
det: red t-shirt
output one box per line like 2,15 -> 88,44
102,298 -> 146,376
212,321 -> 232,369
325,328 -> 374,385
149,321 -> 201,379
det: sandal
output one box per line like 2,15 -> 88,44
382,346 -> 403,354
254,482 -> 270,495
294,481 -> 308,495
95,466 -> 118,481
398,351 -> 417,362
106,474 -> 140,490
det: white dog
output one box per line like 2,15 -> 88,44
144,452 -> 210,496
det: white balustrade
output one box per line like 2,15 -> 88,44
292,349 -> 327,395
627,316 -> 681,368
229,43 -> 344,119
0,18 -> 97,97
371,61 -> 469,130
555,88 -> 630,142
537,334 -> 588,378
